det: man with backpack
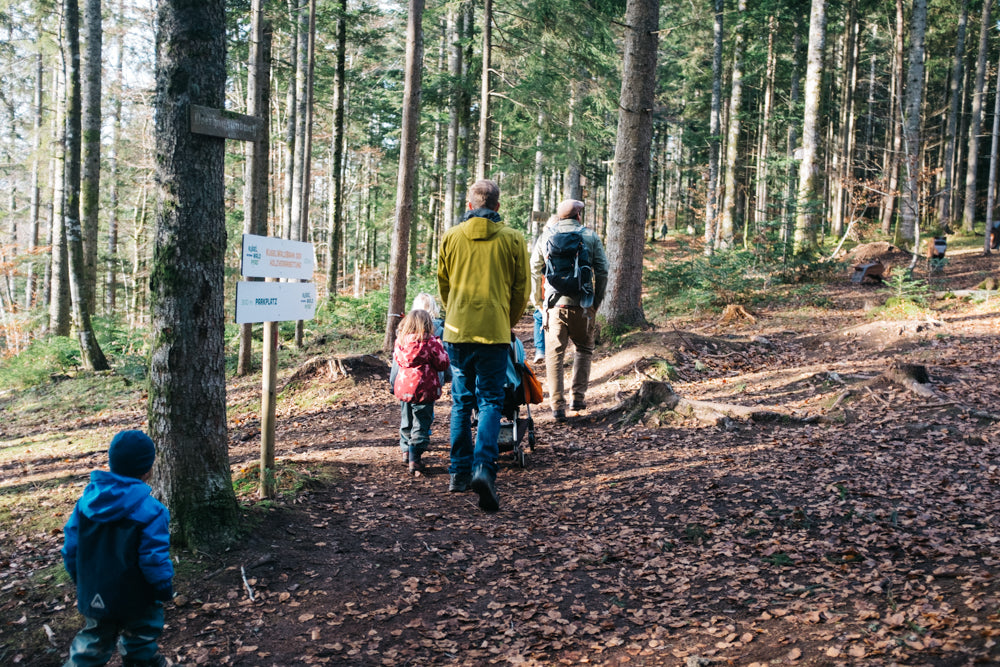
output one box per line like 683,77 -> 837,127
530,199 -> 609,422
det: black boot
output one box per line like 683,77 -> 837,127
470,466 -> 499,512
448,472 -> 471,492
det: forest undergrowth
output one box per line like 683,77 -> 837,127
2,238 -> 999,666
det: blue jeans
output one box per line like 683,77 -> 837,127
64,604 -> 164,666
533,308 -> 545,356
445,342 -> 507,477
399,401 -> 435,457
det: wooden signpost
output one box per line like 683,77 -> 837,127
235,234 -> 316,498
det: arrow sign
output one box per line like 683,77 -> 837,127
235,282 -> 317,324
241,234 -> 316,281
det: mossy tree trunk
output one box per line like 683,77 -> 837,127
601,0 -> 658,331
149,0 -> 239,551
63,0 -> 109,371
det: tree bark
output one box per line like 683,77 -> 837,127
962,0 -> 994,233
601,0 -> 658,330
237,0 -> 273,377
704,0 -> 723,254
105,0 -> 124,316
937,0 -> 968,230
719,0 -> 746,249
384,0 -> 424,354
63,0 -> 109,371
793,0 -> 826,254
150,0 -> 240,550
326,0 -> 347,293
25,51 -> 44,311
50,58 -> 71,336
899,0 -> 927,244
475,0 -> 492,181
81,0 -> 101,315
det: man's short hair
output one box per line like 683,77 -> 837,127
468,179 -> 500,210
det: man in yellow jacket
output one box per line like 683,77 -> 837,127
438,179 -> 530,512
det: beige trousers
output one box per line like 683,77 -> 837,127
543,305 -> 595,411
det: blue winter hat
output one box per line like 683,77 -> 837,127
108,430 -> 157,478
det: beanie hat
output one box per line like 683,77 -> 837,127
109,430 -> 157,478
556,199 -> 584,220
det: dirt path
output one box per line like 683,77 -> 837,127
4,247 -> 1000,666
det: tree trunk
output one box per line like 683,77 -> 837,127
937,0 -> 968,230
879,0 -> 904,236
753,16 -> 776,235
704,0 -> 723,254
531,107 -> 545,240
985,42 -> 1000,254
25,51 -> 44,311
793,0 -> 826,254
81,0 -> 101,315
50,58 -> 71,336
282,0 -> 299,242
962,0 -> 994,233
475,0 -> 492,181
719,0 -> 746,249
105,0 -> 123,316
441,7 -> 462,231
237,0 -> 273,377
63,0 -> 109,371
150,0 -> 240,550
601,0 -> 658,330
899,0 -> 927,244
384,0 -> 424,354
831,0 -> 858,239
326,0 -> 347,293
783,21 -> 802,254
565,80 -> 582,200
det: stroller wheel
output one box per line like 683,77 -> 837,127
527,431 -> 536,452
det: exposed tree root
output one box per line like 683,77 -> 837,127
604,380 -> 819,429
719,304 -> 757,325
282,354 -> 386,391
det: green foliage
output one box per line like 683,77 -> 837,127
0,336 -> 80,389
883,271 -> 931,308
91,316 -> 149,382
645,242 -> 841,316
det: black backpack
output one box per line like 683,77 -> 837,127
544,229 -> 593,303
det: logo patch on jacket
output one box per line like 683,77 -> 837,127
90,593 -> 106,610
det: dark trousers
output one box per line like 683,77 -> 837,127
64,603 -> 164,666
399,401 -> 435,459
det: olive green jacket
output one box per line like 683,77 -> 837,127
438,209 -> 530,344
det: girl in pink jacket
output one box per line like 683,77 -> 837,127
393,308 -> 451,473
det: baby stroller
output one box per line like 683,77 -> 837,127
497,337 -> 539,468
472,336 -> 541,468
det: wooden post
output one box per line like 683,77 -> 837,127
260,319 -> 278,499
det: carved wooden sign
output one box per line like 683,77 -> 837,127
190,104 -> 263,142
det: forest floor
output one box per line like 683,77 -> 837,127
2,240 -> 1000,667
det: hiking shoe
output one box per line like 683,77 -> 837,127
448,472 -> 471,492
533,353 -> 545,364
471,466 -> 499,512
401,450 -> 409,465
409,458 -> 425,474
552,409 -> 566,422
570,400 -> 586,411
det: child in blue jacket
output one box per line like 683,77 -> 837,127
61,430 -> 174,667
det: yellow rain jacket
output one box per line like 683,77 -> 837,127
438,208 -> 530,344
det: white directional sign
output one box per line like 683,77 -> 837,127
241,234 -> 315,281
235,281 -> 318,324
